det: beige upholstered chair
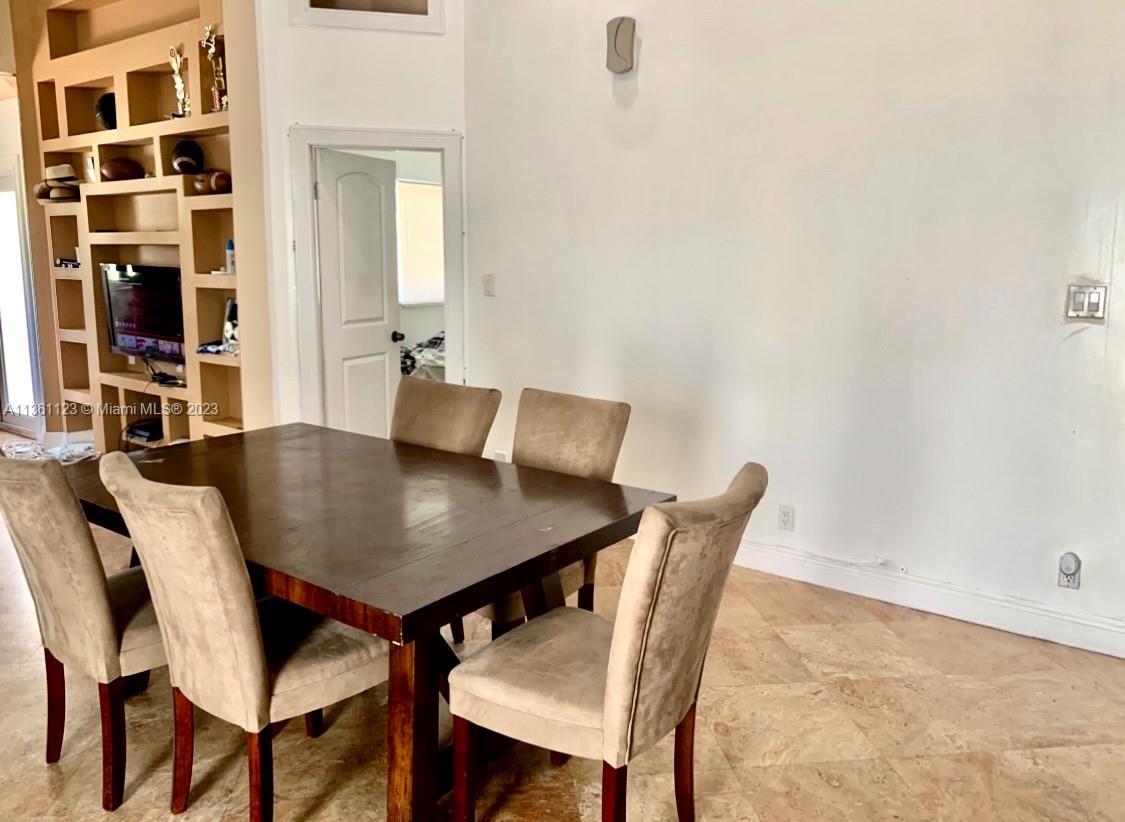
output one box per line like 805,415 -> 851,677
390,376 -> 502,457
472,388 -> 632,638
99,453 -> 389,822
450,463 -> 769,822
0,457 -> 166,811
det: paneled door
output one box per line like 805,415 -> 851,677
314,149 -> 402,438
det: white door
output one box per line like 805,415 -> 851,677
315,150 -> 402,438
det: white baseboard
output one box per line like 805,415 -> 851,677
41,430 -> 95,448
737,540 -> 1125,659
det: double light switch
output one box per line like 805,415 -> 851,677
1066,284 -> 1108,320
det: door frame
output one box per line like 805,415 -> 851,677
289,127 -> 465,426
0,153 -> 44,439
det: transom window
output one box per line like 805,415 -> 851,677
291,0 -> 444,33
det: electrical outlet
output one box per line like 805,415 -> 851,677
1058,552 -> 1082,590
778,505 -> 795,532
483,274 -> 496,297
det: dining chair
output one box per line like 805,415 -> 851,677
390,376 -> 502,457
99,452 -> 390,822
0,457 -> 166,811
449,462 -> 769,822
470,388 -> 631,641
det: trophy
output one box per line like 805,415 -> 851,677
201,25 -> 228,113
168,46 -> 191,118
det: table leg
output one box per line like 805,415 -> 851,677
388,637 -> 438,822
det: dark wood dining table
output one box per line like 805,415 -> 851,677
64,423 -> 674,821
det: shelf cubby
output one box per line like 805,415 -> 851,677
43,148 -> 96,186
199,361 -> 243,432
190,208 -> 234,274
96,136 -> 157,179
59,340 -> 91,391
126,63 -> 182,126
89,242 -> 182,271
46,0 -> 202,60
195,287 -> 236,347
160,130 -> 231,179
38,81 -> 61,140
54,279 -> 86,330
63,76 -> 115,137
48,213 -> 80,262
87,188 -> 179,233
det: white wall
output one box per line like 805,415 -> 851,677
466,1 -> 1125,646
256,0 -> 465,421
0,97 -> 20,157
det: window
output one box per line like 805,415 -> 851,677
396,181 -> 445,305
290,0 -> 445,34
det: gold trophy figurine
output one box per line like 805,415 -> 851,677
201,25 -> 228,113
169,46 -> 191,118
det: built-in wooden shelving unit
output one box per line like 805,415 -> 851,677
30,0 -> 244,451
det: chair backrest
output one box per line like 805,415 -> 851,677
99,452 -> 271,732
602,462 -> 768,767
0,458 -> 120,682
390,377 -> 502,457
512,388 -> 631,481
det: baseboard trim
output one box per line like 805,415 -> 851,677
41,430 -> 95,448
737,540 -> 1125,659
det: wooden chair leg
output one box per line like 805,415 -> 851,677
171,688 -> 194,814
450,616 -> 466,644
674,702 -> 697,822
44,650 -> 65,764
578,582 -> 595,612
304,709 -> 325,739
123,670 -> 151,698
602,762 -> 627,822
453,716 -> 476,822
98,678 -> 126,811
248,726 -> 274,822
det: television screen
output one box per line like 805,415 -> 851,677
100,264 -> 185,364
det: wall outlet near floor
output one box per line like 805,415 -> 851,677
483,274 -> 496,297
1058,552 -> 1082,590
778,504 -> 795,532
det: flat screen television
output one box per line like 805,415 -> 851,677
100,264 -> 186,364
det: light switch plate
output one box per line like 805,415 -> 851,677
1066,284 -> 1108,320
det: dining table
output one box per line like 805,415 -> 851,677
64,422 -> 675,821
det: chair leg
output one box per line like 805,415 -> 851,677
602,762 -> 627,822
172,688 -> 195,814
123,670 -> 151,698
44,650 -> 65,764
674,702 -> 697,822
453,715 -> 476,822
304,709 -> 325,739
578,582 -> 595,612
450,616 -> 466,644
98,678 -> 126,811
248,726 -> 274,822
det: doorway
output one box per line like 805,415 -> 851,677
0,154 -> 42,439
290,128 -> 464,437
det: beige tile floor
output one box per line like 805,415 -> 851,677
1,523 -> 1124,820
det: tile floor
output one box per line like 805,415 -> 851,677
1,523 -> 1123,820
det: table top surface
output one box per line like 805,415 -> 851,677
66,423 -> 674,641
